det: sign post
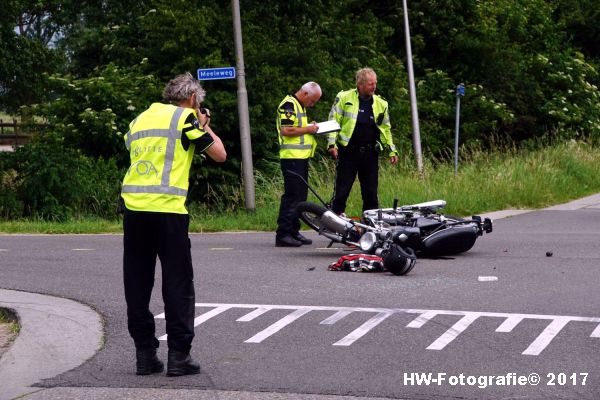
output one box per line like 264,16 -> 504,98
196,39 -> 255,211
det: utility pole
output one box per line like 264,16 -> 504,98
454,84 -> 465,176
402,0 -> 423,175
232,0 -> 255,211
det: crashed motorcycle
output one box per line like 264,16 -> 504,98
298,198 -> 492,252
291,173 -> 492,275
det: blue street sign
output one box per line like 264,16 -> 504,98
197,67 -> 236,81
456,84 -> 465,97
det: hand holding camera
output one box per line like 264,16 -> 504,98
198,107 -> 211,128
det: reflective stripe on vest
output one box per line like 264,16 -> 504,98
122,107 -> 187,196
328,89 -> 394,152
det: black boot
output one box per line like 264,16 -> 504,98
136,348 -> 164,375
167,350 -> 201,376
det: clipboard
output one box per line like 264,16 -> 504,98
315,120 -> 341,135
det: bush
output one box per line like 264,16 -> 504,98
0,133 -> 122,220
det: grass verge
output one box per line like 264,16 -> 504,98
0,308 -> 20,337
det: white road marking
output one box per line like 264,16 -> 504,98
72,248 -> 95,251
320,310 -> 353,325
244,308 -> 312,343
496,316 -> 523,332
210,247 -> 233,250
157,305 -> 233,341
333,311 -> 393,346
237,307 -> 270,322
522,318 -> 571,356
426,313 -> 481,350
478,276 -> 498,282
0,249 -> 8,252
406,311 -> 439,328
154,303 -> 600,355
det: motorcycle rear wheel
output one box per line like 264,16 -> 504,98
296,201 -> 328,232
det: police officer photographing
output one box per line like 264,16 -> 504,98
275,81 -> 322,247
327,68 -> 398,215
121,72 -> 226,376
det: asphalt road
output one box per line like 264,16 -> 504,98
1,208 -> 599,399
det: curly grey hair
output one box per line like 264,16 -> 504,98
355,67 -> 377,85
162,72 -> 206,108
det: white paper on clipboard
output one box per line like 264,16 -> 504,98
315,120 -> 341,135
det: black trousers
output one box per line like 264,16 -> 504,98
331,145 -> 379,214
276,158 -> 309,238
123,209 -> 195,353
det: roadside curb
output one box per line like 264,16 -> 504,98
0,290 -> 103,400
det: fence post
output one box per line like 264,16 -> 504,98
13,118 -> 18,147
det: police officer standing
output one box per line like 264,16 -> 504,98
327,68 -> 398,215
275,82 -> 322,247
121,72 -> 226,376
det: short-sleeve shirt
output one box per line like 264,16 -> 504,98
278,98 -> 298,128
181,113 -> 214,152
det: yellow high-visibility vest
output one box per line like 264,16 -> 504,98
121,103 -> 205,214
276,95 -> 316,159
327,89 -> 398,156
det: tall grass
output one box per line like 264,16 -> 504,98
190,140 -> 600,231
1,140 -> 600,233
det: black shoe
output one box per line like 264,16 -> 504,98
275,235 -> 302,247
293,233 -> 312,245
136,348 -> 164,375
167,350 -> 201,376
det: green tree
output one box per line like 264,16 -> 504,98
0,1 -> 64,111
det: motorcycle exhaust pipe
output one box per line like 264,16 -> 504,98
320,211 -> 354,233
